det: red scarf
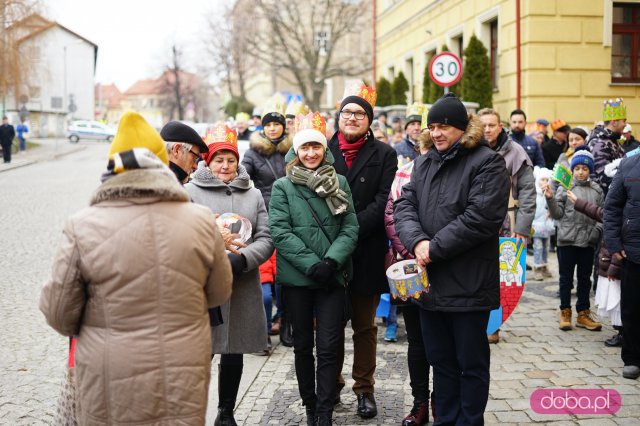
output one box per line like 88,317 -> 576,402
338,132 -> 367,169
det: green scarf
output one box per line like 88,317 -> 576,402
287,164 -> 349,216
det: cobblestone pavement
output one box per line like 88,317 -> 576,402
1,145 -> 639,425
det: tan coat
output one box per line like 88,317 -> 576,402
40,168 -> 232,426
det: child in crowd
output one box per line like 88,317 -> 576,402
531,167 -> 555,281
543,148 -> 603,331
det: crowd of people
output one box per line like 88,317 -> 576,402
38,86 -> 639,426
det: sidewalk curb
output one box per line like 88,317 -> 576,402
0,145 -> 86,174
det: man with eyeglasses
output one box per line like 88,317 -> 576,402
328,83 -> 397,419
160,121 -> 209,183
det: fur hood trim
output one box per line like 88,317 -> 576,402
459,114 -> 483,149
249,131 -> 293,156
90,168 -> 189,205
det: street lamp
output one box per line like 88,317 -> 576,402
63,40 -> 85,118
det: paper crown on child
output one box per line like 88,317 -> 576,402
285,99 -> 310,118
603,98 -> 627,121
341,80 -> 377,108
203,124 -> 238,162
262,93 -> 287,118
293,112 -> 327,153
235,112 -> 250,123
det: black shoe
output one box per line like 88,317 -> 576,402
356,392 -> 377,419
315,415 -> 332,426
605,333 -> 623,347
214,407 -> 237,426
306,407 -> 316,426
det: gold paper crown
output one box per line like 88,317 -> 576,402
406,102 -> 426,119
342,80 -> 377,108
420,106 -> 430,130
294,112 -> 326,135
603,98 -> 626,121
235,112 -> 250,122
204,124 -> 238,146
286,100 -> 310,117
262,93 -> 287,118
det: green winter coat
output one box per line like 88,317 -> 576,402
269,148 -> 359,288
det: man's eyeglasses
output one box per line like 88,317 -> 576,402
340,110 -> 367,120
187,149 -> 200,161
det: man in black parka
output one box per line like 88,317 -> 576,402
328,83 -> 397,419
395,93 -> 510,425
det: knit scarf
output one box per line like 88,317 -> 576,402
102,147 -> 169,182
338,132 -> 367,168
565,147 -> 575,162
287,164 -> 349,215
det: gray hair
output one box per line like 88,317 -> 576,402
165,142 -> 193,154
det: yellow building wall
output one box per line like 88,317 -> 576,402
376,0 -> 640,129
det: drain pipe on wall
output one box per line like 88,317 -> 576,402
373,0 -> 377,85
516,0 -> 522,109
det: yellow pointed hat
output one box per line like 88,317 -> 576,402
108,111 -> 168,165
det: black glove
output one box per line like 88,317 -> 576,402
307,259 -> 338,284
227,253 -> 246,277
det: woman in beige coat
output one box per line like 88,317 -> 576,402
40,112 -> 233,426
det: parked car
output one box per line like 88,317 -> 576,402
67,120 -> 116,143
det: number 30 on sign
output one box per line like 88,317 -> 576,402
429,52 -> 463,87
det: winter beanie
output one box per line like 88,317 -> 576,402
109,112 -> 168,165
427,93 -> 468,131
570,148 -> 594,173
261,112 -> 286,128
340,95 -> 374,124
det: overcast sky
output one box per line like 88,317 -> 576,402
44,0 -> 225,91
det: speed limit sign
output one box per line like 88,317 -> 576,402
429,52 -> 463,87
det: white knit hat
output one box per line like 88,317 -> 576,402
292,112 -> 328,153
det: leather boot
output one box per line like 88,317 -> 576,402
402,400 -> 429,426
214,364 -> 243,426
559,308 -> 572,331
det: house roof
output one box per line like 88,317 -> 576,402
95,84 -> 123,108
9,14 -> 98,69
124,70 -> 201,96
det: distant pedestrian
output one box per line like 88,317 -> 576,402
0,116 -> 15,163
185,124 -> 274,426
556,127 -> 588,171
16,119 -> 28,152
542,148 -> 603,331
269,112 -> 359,426
395,93 -> 510,425
531,167 -> 555,281
509,109 -> 545,167
542,119 -> 570,169
604,152 -> 640,379
39,111 -> 233,425
587,98 -> 626,196
621,124 -> 639,154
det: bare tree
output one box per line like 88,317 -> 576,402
202,3 -> 256,104
0,0 -> 39,115
246,0 -> 372,110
